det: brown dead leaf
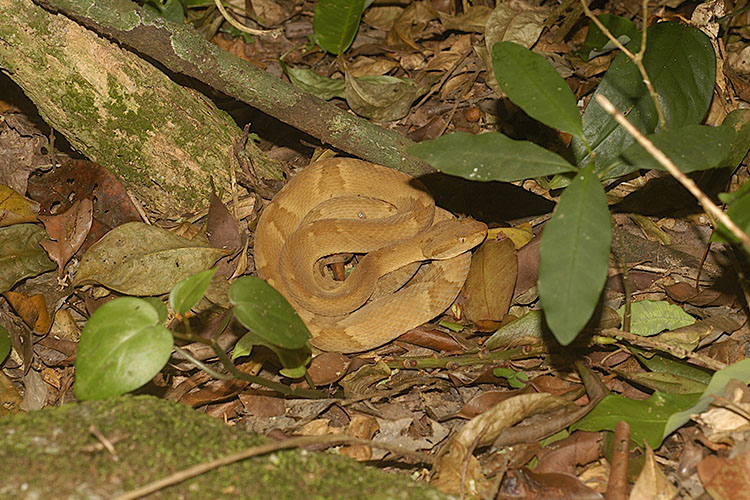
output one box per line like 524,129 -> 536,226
3,291 -> 50,334
238,392 -> 286,418
498,468 -> 604,500
386,1 -> 437,50
0,115 -> 49,195
437,4 -> 492,33
206,190 -> 243,278
39,198 -> 93,277
462,237 -> 517,331
698,452 -> 750,500
536,431 -> 602,475
27,159 -> 141,253
340,413 -> 379,460
307,351 -> 350,386
456,389 -> 530,419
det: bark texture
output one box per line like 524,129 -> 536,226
31,0 -> 434,177
0,0 -> 283,213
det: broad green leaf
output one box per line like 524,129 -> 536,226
618,371 -> 706,394
538,165 -> 611,345
485,310 -> 545,350
571,391 -> 701,448
283,64 -> 346,100
169,268 -> 217,315
229,276 -> 310,350
580,14 -> 640,60
74,298 -> 173,400
74,222 -> 229,296
492,41 -> 584,140
663,358 -> 750,440
313,0 -> 367,55
0,224 -> 55,293
605,124 -> 734,179
408,131 -> 577,182
617,300 -> 695,336
0,325 -> 10,363
573,22 -> 715,172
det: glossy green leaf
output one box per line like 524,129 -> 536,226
74,298 -> 173,400
618,371 -> 706,394
718,109 -> 750,170
571,391 -> 701,448
74,222 -> 229,296
604,124 -> 734,179
663,358 -> 750,440
538,165 -> 611,345
234,332 -> 311,379
229,276 -> 311,350
169,268 -> 217,315
492,41 -> 584,140
580,14 -> 640,60
573,22 -> 715,172
0,224 -> 55,293
0,325 -> 10,363
313,0 -> 367,55
408,131 -> 577,182
617,300 -> 695,336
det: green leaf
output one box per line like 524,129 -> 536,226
605,124 -> 734,179
234,332 -> 311,379
313,0 -> 367,55
169,268 -> 217,315
408,131 -> 577,181
617,300 -> 695,336
283,64 -> 346,100
718,109 -> 750,170
74,222 -> 229,296
663,358 -> 750,440
492,41 -> 584,140
580,14 -> 640,60
713,186 -> 750,247
618,371 -> 707,394
0,325 -> 10,363
573,22 -> 716,172
74,298 -> 173,400
630,348 -> 712,386
538,165 -> 611,345
229,277 -> 311,350
142,0 -> 184,24
571,391 -> 701,448
0,224 -> 56,293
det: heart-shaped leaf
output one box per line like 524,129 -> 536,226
75,297 -> 173,400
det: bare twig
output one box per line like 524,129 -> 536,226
595,95 -> 750,249
212,0 -> 282,38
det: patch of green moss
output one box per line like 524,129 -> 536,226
0,396 -> 452,500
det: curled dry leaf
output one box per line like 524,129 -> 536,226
40,198 -> 93,277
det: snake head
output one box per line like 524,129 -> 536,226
422,219 -> 487,260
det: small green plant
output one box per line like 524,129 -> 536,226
74,269 -> 320,401
408,15 -> 750,346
